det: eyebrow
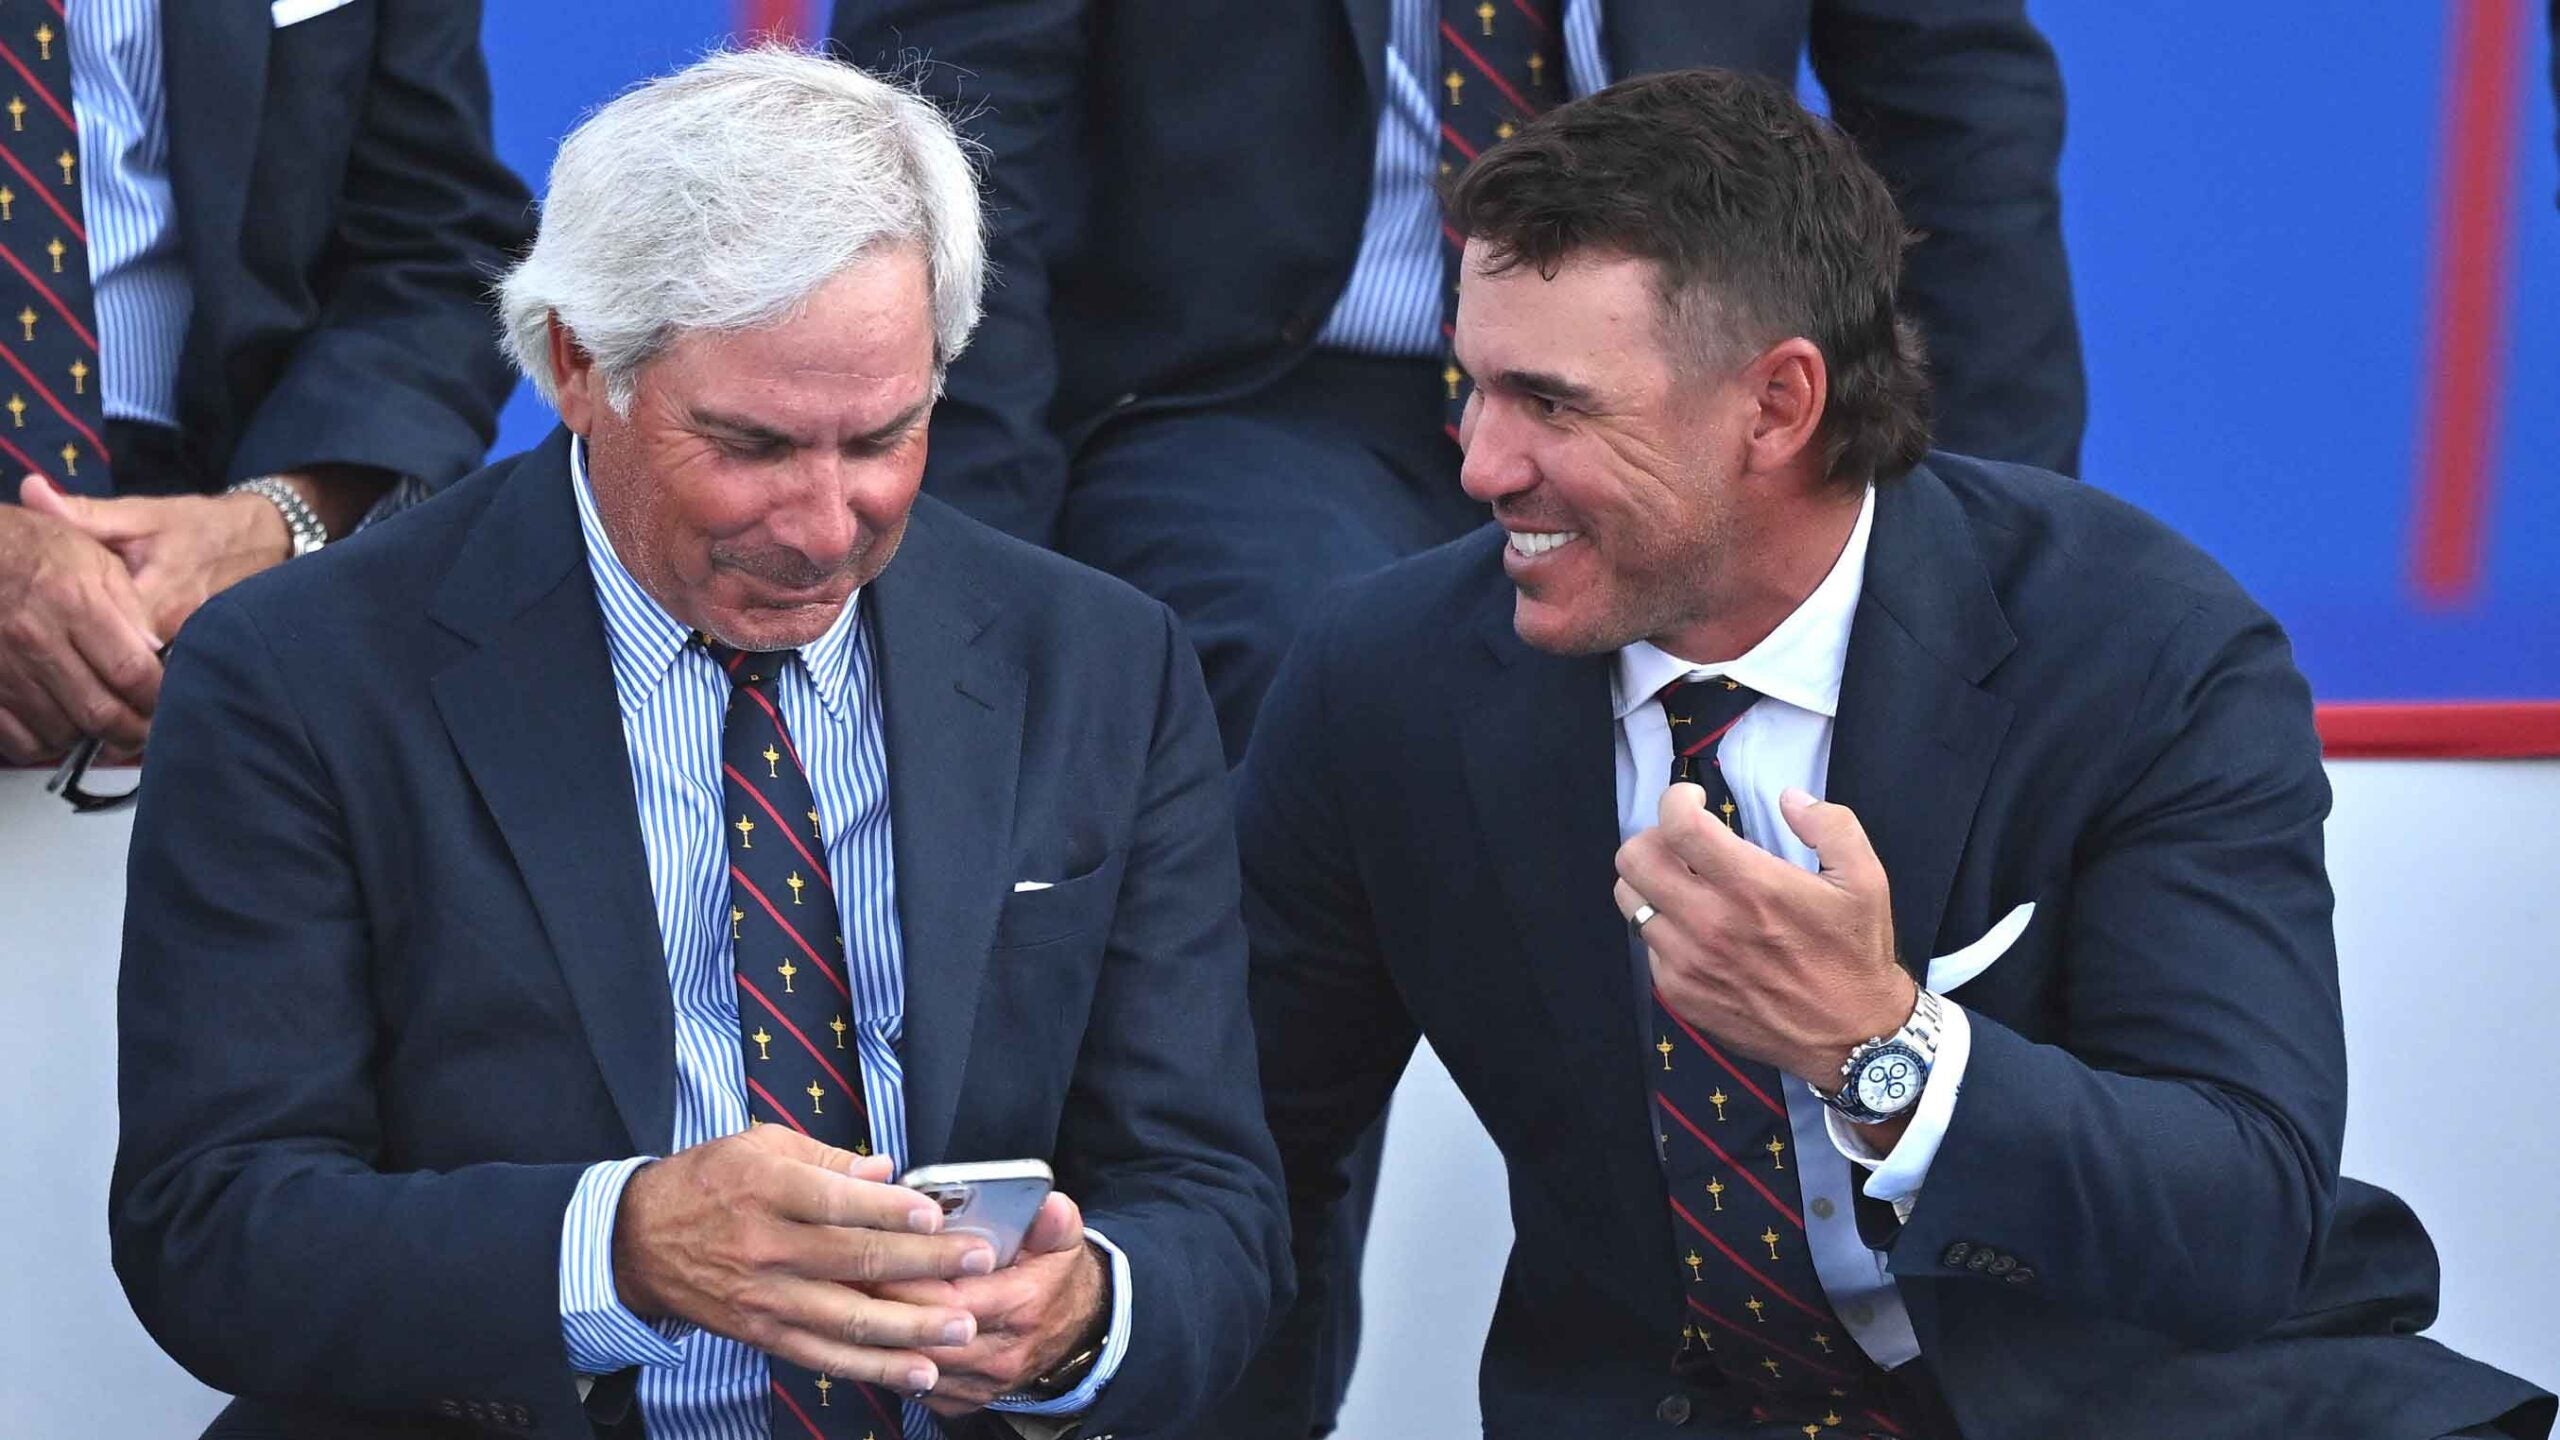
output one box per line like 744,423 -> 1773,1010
689,399 -> 933,450
1488,368 -> 1600,407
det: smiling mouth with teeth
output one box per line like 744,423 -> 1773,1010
1507,530 -> 1582,557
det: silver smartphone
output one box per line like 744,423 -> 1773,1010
897,1159 -> 1055,1268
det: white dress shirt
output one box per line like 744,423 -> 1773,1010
1610,485 -> 1975,1369
551,440 -> 1130,1436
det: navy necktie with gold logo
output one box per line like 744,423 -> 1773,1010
1435,0 -> 1562,435
0,2 -> 105,493
708,641 -> 904,1440
1648,678 -> 1919,1438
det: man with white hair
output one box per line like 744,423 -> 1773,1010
110,48 -> 1289,1440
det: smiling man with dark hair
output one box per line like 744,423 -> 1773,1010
1230,69 -> 2551,1440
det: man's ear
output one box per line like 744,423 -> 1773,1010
1740,336 -> 1828,477
547,314 -> 603,435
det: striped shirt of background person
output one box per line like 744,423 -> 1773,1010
1314,0 -> 1607,356
66,0 -> 191,430
553,439 -> 1132,1438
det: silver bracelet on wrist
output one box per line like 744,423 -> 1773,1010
228,475 -> 329,559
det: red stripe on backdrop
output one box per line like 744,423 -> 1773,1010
736,0 -> 809,40
2406,0 -> 2523,607
2316,702 -> 2560,759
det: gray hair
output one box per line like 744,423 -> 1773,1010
498,46 -> 985,414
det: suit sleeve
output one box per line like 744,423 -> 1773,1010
1809,0 -> 2086,476
108,596 -> 592,1431
830,0 -> 1089,545
1888,598 -> 2347,1348
1057,603 -> 1294,1437
1195,608 -> 1425,1440
227,0 -> 533,491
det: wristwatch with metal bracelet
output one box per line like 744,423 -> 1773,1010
1820,987 -> 1945,1125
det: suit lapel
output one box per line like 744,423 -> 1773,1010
428,431 -> 676,1154
162,1 -> 269,301
1827,467 -> 2018,965
1457,589 -> 1673,1256
1342,0 -> 1391,105
866,506 -> 1023,1169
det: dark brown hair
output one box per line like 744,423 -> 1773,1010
1446,68 -> 1931,484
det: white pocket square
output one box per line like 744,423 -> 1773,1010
272,0 -> 356,28
1011,879 -> 1054,893
1925,902 -> 2034,994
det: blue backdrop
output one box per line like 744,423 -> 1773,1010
479,2 -> 2560,706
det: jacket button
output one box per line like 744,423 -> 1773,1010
1941,1242 -> 1972,1266
1987,1254 -> 2015,1275
435,1399 -> 462,1418
1967,1249 -> 1994,1271
1656,1394 -> 1693,1424
2007,1266 -> 2037,1285
508,1404 -> 533,1428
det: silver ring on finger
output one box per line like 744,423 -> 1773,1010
1631,902 -> 1658,929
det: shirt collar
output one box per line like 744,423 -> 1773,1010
570,436 -> 865,722
1611,484 -> 1876,722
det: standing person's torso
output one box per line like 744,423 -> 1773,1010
1037,0 -> 1813,430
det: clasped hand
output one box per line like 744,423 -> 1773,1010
0,473 -> 293,762
613,1126 -> 1106,1415
1613,782 -> 1914,1089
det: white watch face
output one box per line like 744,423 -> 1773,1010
1853,1045 -> 1925,1114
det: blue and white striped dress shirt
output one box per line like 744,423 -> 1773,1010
1314,0 -> 1608,356
554,440 -> 1130,1437
65,0 -> 190,428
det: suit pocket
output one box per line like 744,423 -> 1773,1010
991,850 -> 1127,950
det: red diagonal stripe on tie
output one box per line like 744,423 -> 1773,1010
0,41 -> 73,130
1679,713 -> 1748,758
1658,997 -> 1785,1116
1438,122 -> 1479,160
723,762 -> 833,883
1440,24 -> 1538,116
1684,1296 -> 1856,1382
731,866 -> 853,1000
738,974 -> 863,1102
1658,1094 -> 1802,1228
745,1078 -> 814,1136
1864,1409 -> 1911,1437
0,134 -> 84,243
767,1378 -> 829,1440
0,339 -> 101,452
0,427 -> 48,480
1672,1201 -> 1832,1324
0,241 -> 97,349
1506,0 -> 1553,33
855,1378 -> 902,1434
735,681 -> 807,773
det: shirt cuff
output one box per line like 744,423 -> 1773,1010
559,1157 -> 690,1375
986,1227 -> 1133,1416
1824,1001 -> 1973,1218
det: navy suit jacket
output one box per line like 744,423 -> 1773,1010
110,430 -> 1291,1440
1233,455 -> 2552,1439
142,0 -> 529,494
830,0 -> 2084,543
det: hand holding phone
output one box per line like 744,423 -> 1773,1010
898,1159 -> 1055,1269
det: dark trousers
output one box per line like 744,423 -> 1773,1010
1059,351 -> 1484,766
1058,351 -> 1482,1432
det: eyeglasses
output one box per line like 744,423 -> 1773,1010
44,641 -> 169,814
46,731 -> 141,813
